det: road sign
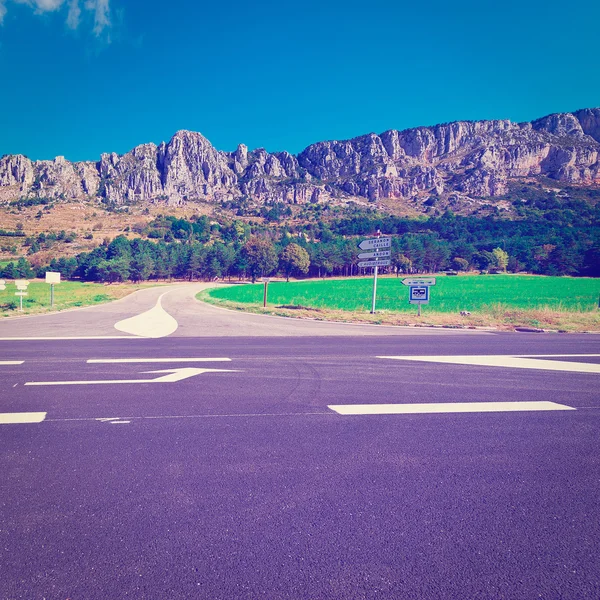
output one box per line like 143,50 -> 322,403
357,250 -> 391,259
358,260 -> 391,268
15,291 -> 28,296
409,286 -> 429,304
15,279 -> 30,290
45,272 -> 61,284
0,279 -> 5,291
402,277 -> 436,286
260,277 -> 271,282
358,237 -> 391,250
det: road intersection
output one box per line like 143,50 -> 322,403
1,284 -> 599,599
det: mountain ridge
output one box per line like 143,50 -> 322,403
1,108 -> 599,215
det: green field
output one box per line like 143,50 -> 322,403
0,280 -> 148,316
206,275 -> 600,313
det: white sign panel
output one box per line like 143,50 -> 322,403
402,277 -> 436,287
45,272 -> 61,284
409,286 -> 429,304
357,250 -> 391,259
15,279 -> 30,290
15,291 -> 28,297
0,279 -> 5,291
358,260 -> 391,268
358,237 -> 392,251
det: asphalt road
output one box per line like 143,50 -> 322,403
1,285 -> 599,599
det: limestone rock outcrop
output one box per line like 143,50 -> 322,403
1,108 -> 598,211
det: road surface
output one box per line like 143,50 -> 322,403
1,284 -> 599,599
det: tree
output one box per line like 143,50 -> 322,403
451,257 -> 470,272
393,253 -> 412,275
242,237 -> 278,283
96,257 -> 130,283
279,243 -> 310,282
491,247 -> 509,272
15,257 -> 34,278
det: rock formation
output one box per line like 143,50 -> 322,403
1,108 -> 598,211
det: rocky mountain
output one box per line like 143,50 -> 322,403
1,108 -> 599,212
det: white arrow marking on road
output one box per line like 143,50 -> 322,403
24,367 -> 239,386
378,355 -> 600,374
87,357 -> 232,364
0,412 -> 47,424
114,292 -> 178,338
328,401 -> 575,415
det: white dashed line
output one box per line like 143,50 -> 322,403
87,357 -> 232,364
0,412 -> 47,424
378,355 -> 600,373
328,401 -> 576,415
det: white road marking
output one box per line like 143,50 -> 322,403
87,357 -> 232,364
0,361 -> 24,365
0,412 -> 47,424
378,355 -> 600,373
96,417 -> 120,422
0,336 -> 137,341
328,401 -> 575,415
24,367 -> 239,386
110,421 -> 131,424
114,292 -> 178,338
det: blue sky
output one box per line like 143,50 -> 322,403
0,0 -> 598,161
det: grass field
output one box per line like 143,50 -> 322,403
0,280 -> 152,317
203,274 -> 600,332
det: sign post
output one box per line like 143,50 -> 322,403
45,271 -> 61,307
15,279 -> 30,312
358,237 -> 391,314
261,277 -> 270,308
402,277 -> 436,316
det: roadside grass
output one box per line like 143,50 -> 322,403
200,274 -> 600,332
0,281 -> 158,318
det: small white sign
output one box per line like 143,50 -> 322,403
358,259 -> 391,268
15,279 -> 30,290
409,286 -> 429,304
45,272 -> 61,284
357,250 -> 391,259
358,237 -> 392,251
0,279 -> 5,291
15,291 -> 28,297
402,277 -> 436,287
260,277 -> 271,282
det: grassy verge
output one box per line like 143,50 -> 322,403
200,274 -> 600,332
0,281 -> 160,318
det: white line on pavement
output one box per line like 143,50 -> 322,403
0,336 -> 137,341
328,401 -> 576,415
0,412 -> 47,424
87,357 -> 232,363
0,361 -> 24,365
378,355 -> 600,373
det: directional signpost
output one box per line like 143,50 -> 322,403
0,279 -> 5,291
358,236 -> 391,313
402,277 -> 435,316
14,279 -> 29,312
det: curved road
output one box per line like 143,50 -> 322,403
0,282 -> 490,338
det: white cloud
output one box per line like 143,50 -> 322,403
1,0 -> 111,35
66,0 -> 80,29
